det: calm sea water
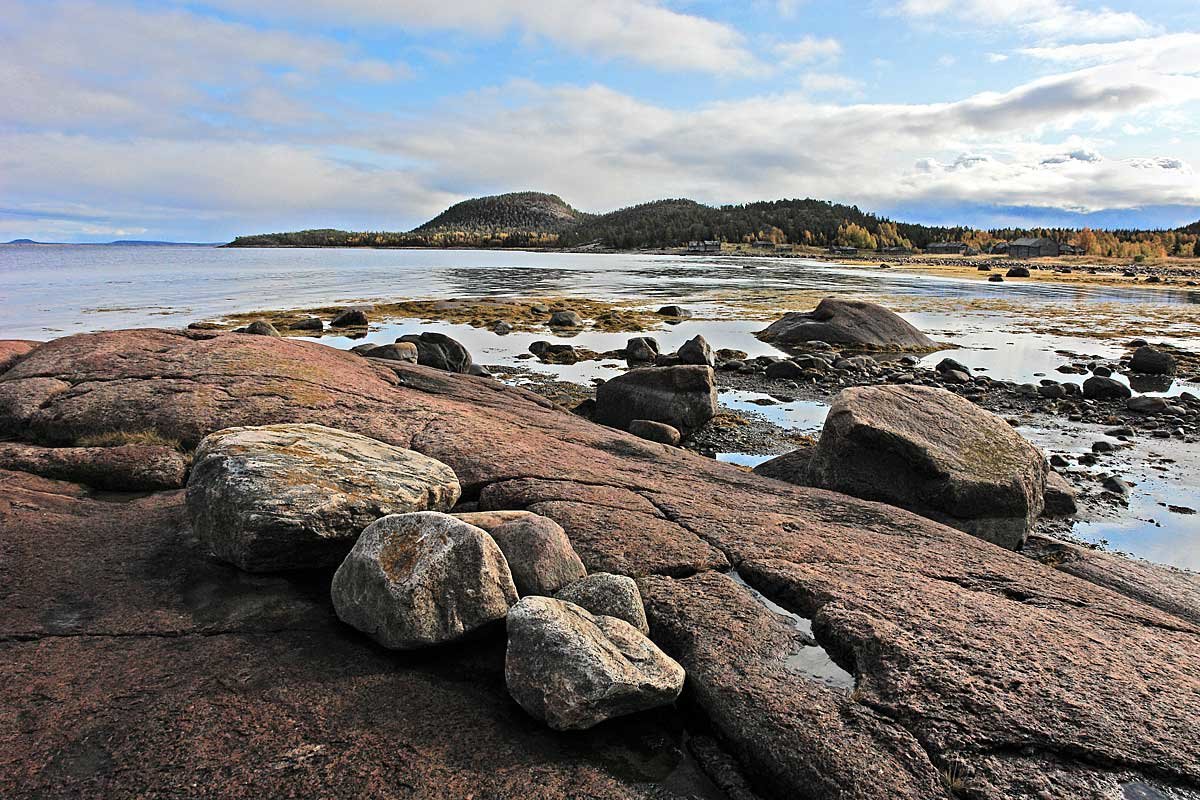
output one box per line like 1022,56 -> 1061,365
1,244 -> 1197,569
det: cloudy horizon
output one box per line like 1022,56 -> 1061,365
3,0 -> 1199,242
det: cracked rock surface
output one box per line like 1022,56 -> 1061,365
1,329 -> 1199,799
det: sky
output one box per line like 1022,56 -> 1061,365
2,0 -> 1200,242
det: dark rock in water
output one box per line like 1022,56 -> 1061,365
751,444 -> 815,484
1127,396 -> 1167,414
555,573 -> 649,634
1083,376 -> 1132,400
397,332 -> 473,373
1129,346 -> 1176,376
1006,267 -> 1030,278
1103,475 -> 1131,497
765,360 -> 806,380
528,341 -> 578,364
988,274 -> 1004,282
657,305 -> 692,319
455,511 -> 585,597
803,385 -> 1047,549
492,321 -> 513,335
1043,471 -> 1078,516
936,357 -> 970,375
593,366 -> 717,433
331,512 -> 517,650
331,309 -> 368,327
244,320 -> 280,337
678,334 -> 715,367
0,442 -> 186,491
504,596 -> 684,730
362,342 -> 418,363
1093,366 -> 1113,377
758,298 -> 936,351
289,317 -> 324,332
548,310 -> 582,328
187,423 -> 460,571
624,336 -> 659,363
1038,383 -> 1066,399
1092,440 -> 1116,453
628,419 -> 682,446
1129,374 -> 1174,394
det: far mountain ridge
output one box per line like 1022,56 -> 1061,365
224,192 -> 1200,258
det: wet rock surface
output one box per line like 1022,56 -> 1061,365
187,423 -> 461,571
505,596 -> 684,731
2,329 -> 1199,799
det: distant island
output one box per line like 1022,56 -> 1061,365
225,191 -> 1200,259
4,239 -> 220,246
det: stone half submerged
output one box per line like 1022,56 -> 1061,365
2,328 -> 1199,800
757,297 -> 938,352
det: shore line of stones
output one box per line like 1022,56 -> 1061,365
186,423 -> 685,732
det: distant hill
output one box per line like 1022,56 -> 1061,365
5,238 -> 218,246
413,191 -> 587,235
224,192 -> 1200,257
5,239 -> 39,244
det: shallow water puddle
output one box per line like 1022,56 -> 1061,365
727,569 -> 855,690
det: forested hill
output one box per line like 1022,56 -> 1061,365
413,192 -> 587,234
224,193 -> 1200,257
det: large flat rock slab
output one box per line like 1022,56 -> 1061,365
1,329 -> 1199,799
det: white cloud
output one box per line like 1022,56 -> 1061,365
894,0 -> 1157,43
774,36 -> 842,67
986,53 -> 1009,63
187,0 -> 763,76
800,73 -> 863,94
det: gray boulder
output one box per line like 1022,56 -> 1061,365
625,337 -> 659,363
555,573 -> 649,634
505,596 -> 685,730
1043,471 -> 1078,516
1127,395 -> 1167,414
187,424 -> 460,571
549,310 -> 583,328
397,332 -> 472,373
243,320 -> 280,337
751,443 -> 816,485
656,305 -> 692,319
594,366 -> 717,433
454,511 -> 585,596
362,342 -> 418,363
1129,346 -> 1176,375
331,512 -> 517,650
678,335 -> 715,367
803,386 -> 1048,549
1083,376 -> 1132,400
628,419 -> 681,446
757,298 -> 936,351
765,360 -> 806,380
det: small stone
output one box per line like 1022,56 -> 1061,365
628,419 -> 682,446
1127,396 -> 1167,414
625,336 -> 659,363
549,310 -> 583,328
331,512 -> 517,649
244,320 -> 280,337
678,335 -> 715,367
1083,376 -> 1131,400
493,321 -> 513,335
555,573 -> 649,634
288,317 -> 324,332
505,596 -> 684,730
331,309 -> 368,327
657,305 -> 692,319
765,360 -> 806,380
